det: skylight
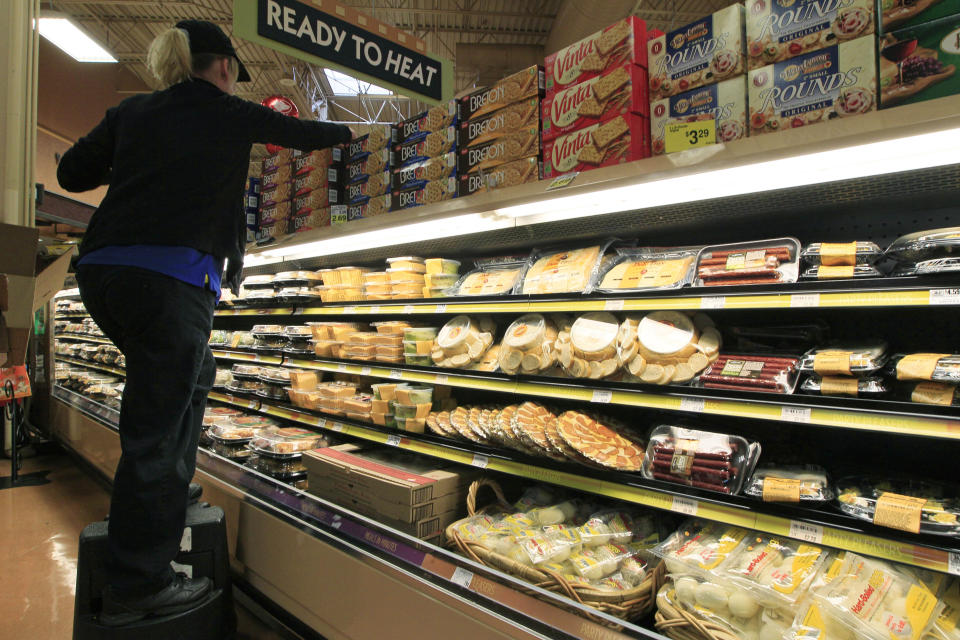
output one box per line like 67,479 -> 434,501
324,69 -> 392,96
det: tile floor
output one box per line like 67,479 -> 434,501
0,448 -> 298,639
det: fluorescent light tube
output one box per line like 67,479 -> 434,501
39,17 -> 117,63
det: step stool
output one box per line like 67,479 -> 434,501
73,502 -> 236,639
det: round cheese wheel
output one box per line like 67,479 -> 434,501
503,314 -> 547,350
570,312 -> 619,355
637,311 -> 697,356
437,315 -> 475,350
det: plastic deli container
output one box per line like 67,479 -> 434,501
800,241 -> 883,265
743,465 -> 834,502
889,353 -> 960,383
594,248 -> 698,292
798,342 -> 888,376
694,238 -> 801,287
641,426 -> 761,495
836,476 -> 960,535
372,321 -> 412,335
424,258 -> 460,275
249,428 -> 322,454
522,244 -> 607,295
905,381 -> 960,406
230,364 -> 262,380
884,226 -> 960,263
452,263 -> 527,296
363,271 -> 390,285
241,275 -> 275,290
499,313 -> 559,375
386,256 -> 427,273
800,264 -> 883,280
405,355 -> 433,366
335,266 -> 371,286
395,385 -> 433,404
799,374 -> 889,398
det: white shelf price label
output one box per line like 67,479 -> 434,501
386,434 -> 401,446
949,552 -> 960,576
403,305 -> 415,314
671,496 -> 698,516
591,389 -> 613,403
471,454 -> 489,469
789,521 -> 824,544
336,364 -> 348,373
317,419 -> 327,428
700,296 -> 726,309
369,306 -> 380,314
451,567 -> 474,589
790,293 -> 821,308
435,374 -> 449,384
343,306 -> 357,314
361,366 -> 372,376
331,422 -> 344,433
930,288 -> 960,305
389,369 -> 403,379
781,406 -> 812,423
680,397 -> 705,413
435,303 -> 447,313
603,299 -> 625,311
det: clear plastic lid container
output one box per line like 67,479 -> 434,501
522,244 -> 606,295
209,329 -> 231,345
801,264 -> 883,280
232,331 -> 256,347
695,238 -> 801,287
363,271 -> 390,284
258,368 -> 290,384
884,227 -> 960,263
282,325 -> 312,337
500,314 -> 560,375
248,428 -> 321,457
208,423 -> 264,441
405,355 -> 433,366
906,381 -> 960,406
836,476 -> 960,535
375,345 -> 403,358
372,321 -> 411,335
229,414 -> 278,429
642,425 -> 761,495
317,381 -> 358,397
743,465 -> 834,502
241,275 -> 276,289
424,258 -> 460,275
452,263 -> 527,296
394,403 -> 432,419
594,248 -> 698,292
251,324 -> 285,336
225,380 -> 263,394
424,273 -> 458,288
800,241 -> 883,265
395,385 -> 433,404
230,364 -> 262,379
386,257 -> 426,273
256,384 -> 288,400
364,284 -> 392,295
391,282 -> 424,295
800,374 -> 890,398
912,256 -> 960,275
387,269 -> 425,283
242,290 -> 277,301
799,342 -> 889,375
696,354 -> 800,394
277,287 -> 322,302
890,353 -> 960,383
403,327 -> 438,341
274,270 -> 323,284
371,334 -> 403,346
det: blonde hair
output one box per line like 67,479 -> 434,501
147,27 -> 240,89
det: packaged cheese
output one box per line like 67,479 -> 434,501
555,312 -> 620,379
498,314 -> 561,375
594,248 -> 698,291
617,311 -> 720,384
432,315 -> 497,368
522,244 -> 607,295
452,262 -> 527,296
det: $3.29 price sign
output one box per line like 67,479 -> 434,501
664,120 -> 717,153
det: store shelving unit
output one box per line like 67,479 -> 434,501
57,356 -> 126,378
54,333 -> 112,344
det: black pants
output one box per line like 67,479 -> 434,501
76,265 -> 216,596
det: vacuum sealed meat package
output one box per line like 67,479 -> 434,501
695,238 -> 801,287
641,426 -> 761,494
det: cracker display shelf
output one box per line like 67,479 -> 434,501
216,278 -> 960,316
209,351 -> 960,440
54,333 -> 112,345
56,355 -> 126,378
205,391 -> 960,577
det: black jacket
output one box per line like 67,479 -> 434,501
58,78 -> 350,292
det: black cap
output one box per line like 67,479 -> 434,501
175,20 -> 251,82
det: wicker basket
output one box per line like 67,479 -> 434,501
444,478 -> 666,626
653,584 -> 740,640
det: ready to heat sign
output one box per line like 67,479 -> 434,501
235,0 -> 452,103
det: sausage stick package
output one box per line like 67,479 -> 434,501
695,238 -> 801,287
641,426 -> 761,495
696,353 -> 800,394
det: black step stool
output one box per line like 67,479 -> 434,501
73,502 -> 236,639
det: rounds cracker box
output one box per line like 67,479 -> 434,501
650,76 -> 747,154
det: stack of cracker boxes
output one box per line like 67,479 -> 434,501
541,17 -> 652,178
455,65 -> 545,197
339,126 -> 393,223
257,146 -> 343,239
390,102 -> 459,210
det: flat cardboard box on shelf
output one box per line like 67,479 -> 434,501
0,223 -> 73,367
541,62 -> 649,143
346,150 -> 391,183
545,16 -> 649,98
457,65 -> 545,121
880,0 -> 960,33
391,127 -> 457,168
308,474 -> 463,522
392,101 -> 457,145
651,76 -> 747,154
457,97 -> 541,148
391,152 -> 457,192
342,195 -> 392,222
390,177 -> 458,211
456,126 -> 540,174
458,156 -> 541,197
879,15 -> 960,108
346,127 -> 391,163
289,207 -> 331,233
345,172 -> 391,204
542,112 -> 650,178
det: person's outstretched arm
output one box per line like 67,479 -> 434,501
57,107 -> 117,192
228,97 -> 351,151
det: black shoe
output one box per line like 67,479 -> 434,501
100,574 -> 213,627
188,482 -> 203,505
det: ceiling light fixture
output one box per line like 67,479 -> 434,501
38,15 -> 117,63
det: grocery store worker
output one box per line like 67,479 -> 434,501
57,20 -> 352,627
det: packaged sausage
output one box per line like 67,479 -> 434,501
697,353 -> 800,393
498,313 -> 561,375
521,243 -> 609,295
800,374 -> 890,398
593,247 -> 698,292
452,262 -> 528,297
641,426 -> 762,495
799,342 -> 889,376
836,476 -> 960,535
743,465 -> 834,502
890,353 -> 960,383
800,241 -> 884,266
695,238 -> 801,287
801,264 -> 884,280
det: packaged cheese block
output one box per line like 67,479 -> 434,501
596,248 -> 698,290
555,411 -> 645,471
499,314 -> 560,375
522,245 -> 605,295
454,263 -> 526,296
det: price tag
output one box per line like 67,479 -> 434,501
331,422 -> 344,432
671,496 -> 699,516
591,389 -> 612,403
332,210 -> 348,225
790,293 -> 821,308
451,567 -> 474,588
369,306 -> 381,314
603,299 -> 625,311
317,419 -> 327,428
949,552 -> 960,576
361,366 -> 372,376
435,303 -> 447,313
470,454 -> 489,469
680,397 -> 705,413
343,306 -> 357,314
930,288 -> 960,305
386,434 -> 401,446
389,369 -> 403,379
435,374 -> 449,384
789,521 -> 824,544
546,171 -> 579,191
699,296 -> 725,309
780,406 -> 812,423
403,305 -> 415,314
337,364 -> 348,372
665,120 -> 717,153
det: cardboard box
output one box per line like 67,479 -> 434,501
545,17 -> 649,98
392,101 -> 457,145
308,475 -> 463,522
293,188 -> 338,215
293,147 -> 341,174
346,127 -> 391,163
0,223 -> 73,367
390,177 -> 457,211
0,365 -> 31,401
457,156 -> 541,197
344,195 -> 391,221
346,149 -> 391,183
748,36 -> 876,135
648,4 -> 746,100
456,126 -> 540,174
746,0 -> 875,70
391,127 -> 457,168
879,15 -> 960,108
391,152 -> 457,192
289,207 -> 331,233
541,63 -> 649,143
542,112 -> 650,179
651,76 -> 748,154
457,65 -> 545,121
880,0 -> 960,33
346,171 -> 391,203
258,200 -> 291,226
457,97 -> 541,148
260,181 -> 292,206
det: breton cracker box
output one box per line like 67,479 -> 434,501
293,170 -> 334,197
345,149 -> 391,183
880,0 -> 960,33
879,15 -> 960,108
541,63 -> 649,143
293,147 -> 341,175
457,65 -> 545,121
345,171 -> 391,204
457,97 -> 541,149
391,127 -> 457,168
289,206 -> 331,233
345,195 -> 391,221
746,0 -> 875,70
648,4 -> 747,100
390,177 -> 458,211
0,223 -> 73,367
456,125 -> 540,174
392,100 -> 457,145
391,152 -> 457,192
545,17 -> 650,98
304,444 -> 472,505
542,112 -> 650,179
748,35 -> 876,135
262,163 -> 293,189
346,126 -> 391,163
293,187 -> 338,215
259,200 -> 291,226
458,156 -> 541,197
260,181 -> 292,206
651,76 -> 748,154
261,148 -> 293,173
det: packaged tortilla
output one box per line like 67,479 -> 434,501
890,353 -> 960,383
802,264 -> 884,280
800,374 -> 891,399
